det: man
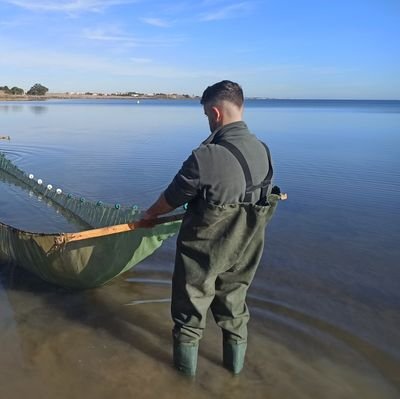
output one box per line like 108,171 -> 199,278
144,80 -> 280,376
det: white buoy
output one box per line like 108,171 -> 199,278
56,188 -> 62,194
47,184 -> 53,190
37,179 -> 43,185
29,174 -> 34,179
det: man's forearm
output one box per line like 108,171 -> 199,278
143,193 -> 175,219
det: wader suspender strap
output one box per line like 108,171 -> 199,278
260,143 -> 273,201
218,141 -> 273,203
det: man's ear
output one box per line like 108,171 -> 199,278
211,106 -> 221,121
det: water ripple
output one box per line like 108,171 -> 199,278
248,295 -> 400,389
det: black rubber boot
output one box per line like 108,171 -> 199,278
173,340 -> 199,376
223,341 -> 247,374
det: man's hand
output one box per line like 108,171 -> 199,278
143,193 -> 175,220
142,211 -> 155,221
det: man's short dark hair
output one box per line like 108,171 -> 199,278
200,80 -> 244,108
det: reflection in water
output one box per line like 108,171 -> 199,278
0,104 -> 48,115
125,298 -> 171,306
30,105 -> 48,115
0,105 -> 23,113
125,277 -> 171,285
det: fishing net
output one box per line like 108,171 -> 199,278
0,153 -> 182,289
0,153 -> 146,227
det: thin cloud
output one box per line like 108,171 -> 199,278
141,17 -> 171,28
3,0 -> 136,13
0,17 -> 26,28
0,21 -> 13,28
200,2 -> 253,21
130,57 -> 152,63
83,27 -> 184,47
0,48 -> 216,79
83,28 -> 138,43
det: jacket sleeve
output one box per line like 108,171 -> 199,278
163,151 -> 201,208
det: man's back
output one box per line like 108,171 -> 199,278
164,121 -> 271,207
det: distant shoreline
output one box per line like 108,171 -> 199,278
0,93 -> 200,102
0,93 -> 398,102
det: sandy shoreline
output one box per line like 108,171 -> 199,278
0,93 -> 198,102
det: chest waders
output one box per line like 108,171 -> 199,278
171,141 -> 279,375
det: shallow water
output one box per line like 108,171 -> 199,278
0,99 -> 399,398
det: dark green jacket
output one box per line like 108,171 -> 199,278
164,121 -> 271,207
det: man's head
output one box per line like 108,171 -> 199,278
201,80 -> 244,132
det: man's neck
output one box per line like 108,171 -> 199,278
221,116 -> 242,126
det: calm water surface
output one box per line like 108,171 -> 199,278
0,99 -> 399,398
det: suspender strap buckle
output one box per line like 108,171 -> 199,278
218,140 -> 273,204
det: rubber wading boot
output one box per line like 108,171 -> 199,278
173,341 -> 199,376
223,341 -> 247,374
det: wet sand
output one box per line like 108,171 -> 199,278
1,243 -> 399,399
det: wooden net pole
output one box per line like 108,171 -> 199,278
54,213 -> 184,246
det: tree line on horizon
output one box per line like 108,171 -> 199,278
0,83 -> 48,96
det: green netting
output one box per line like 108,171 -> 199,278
0,152 -> 181,289
0,153 -> 144,228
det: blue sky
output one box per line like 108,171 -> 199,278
0,0 -> 399,99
